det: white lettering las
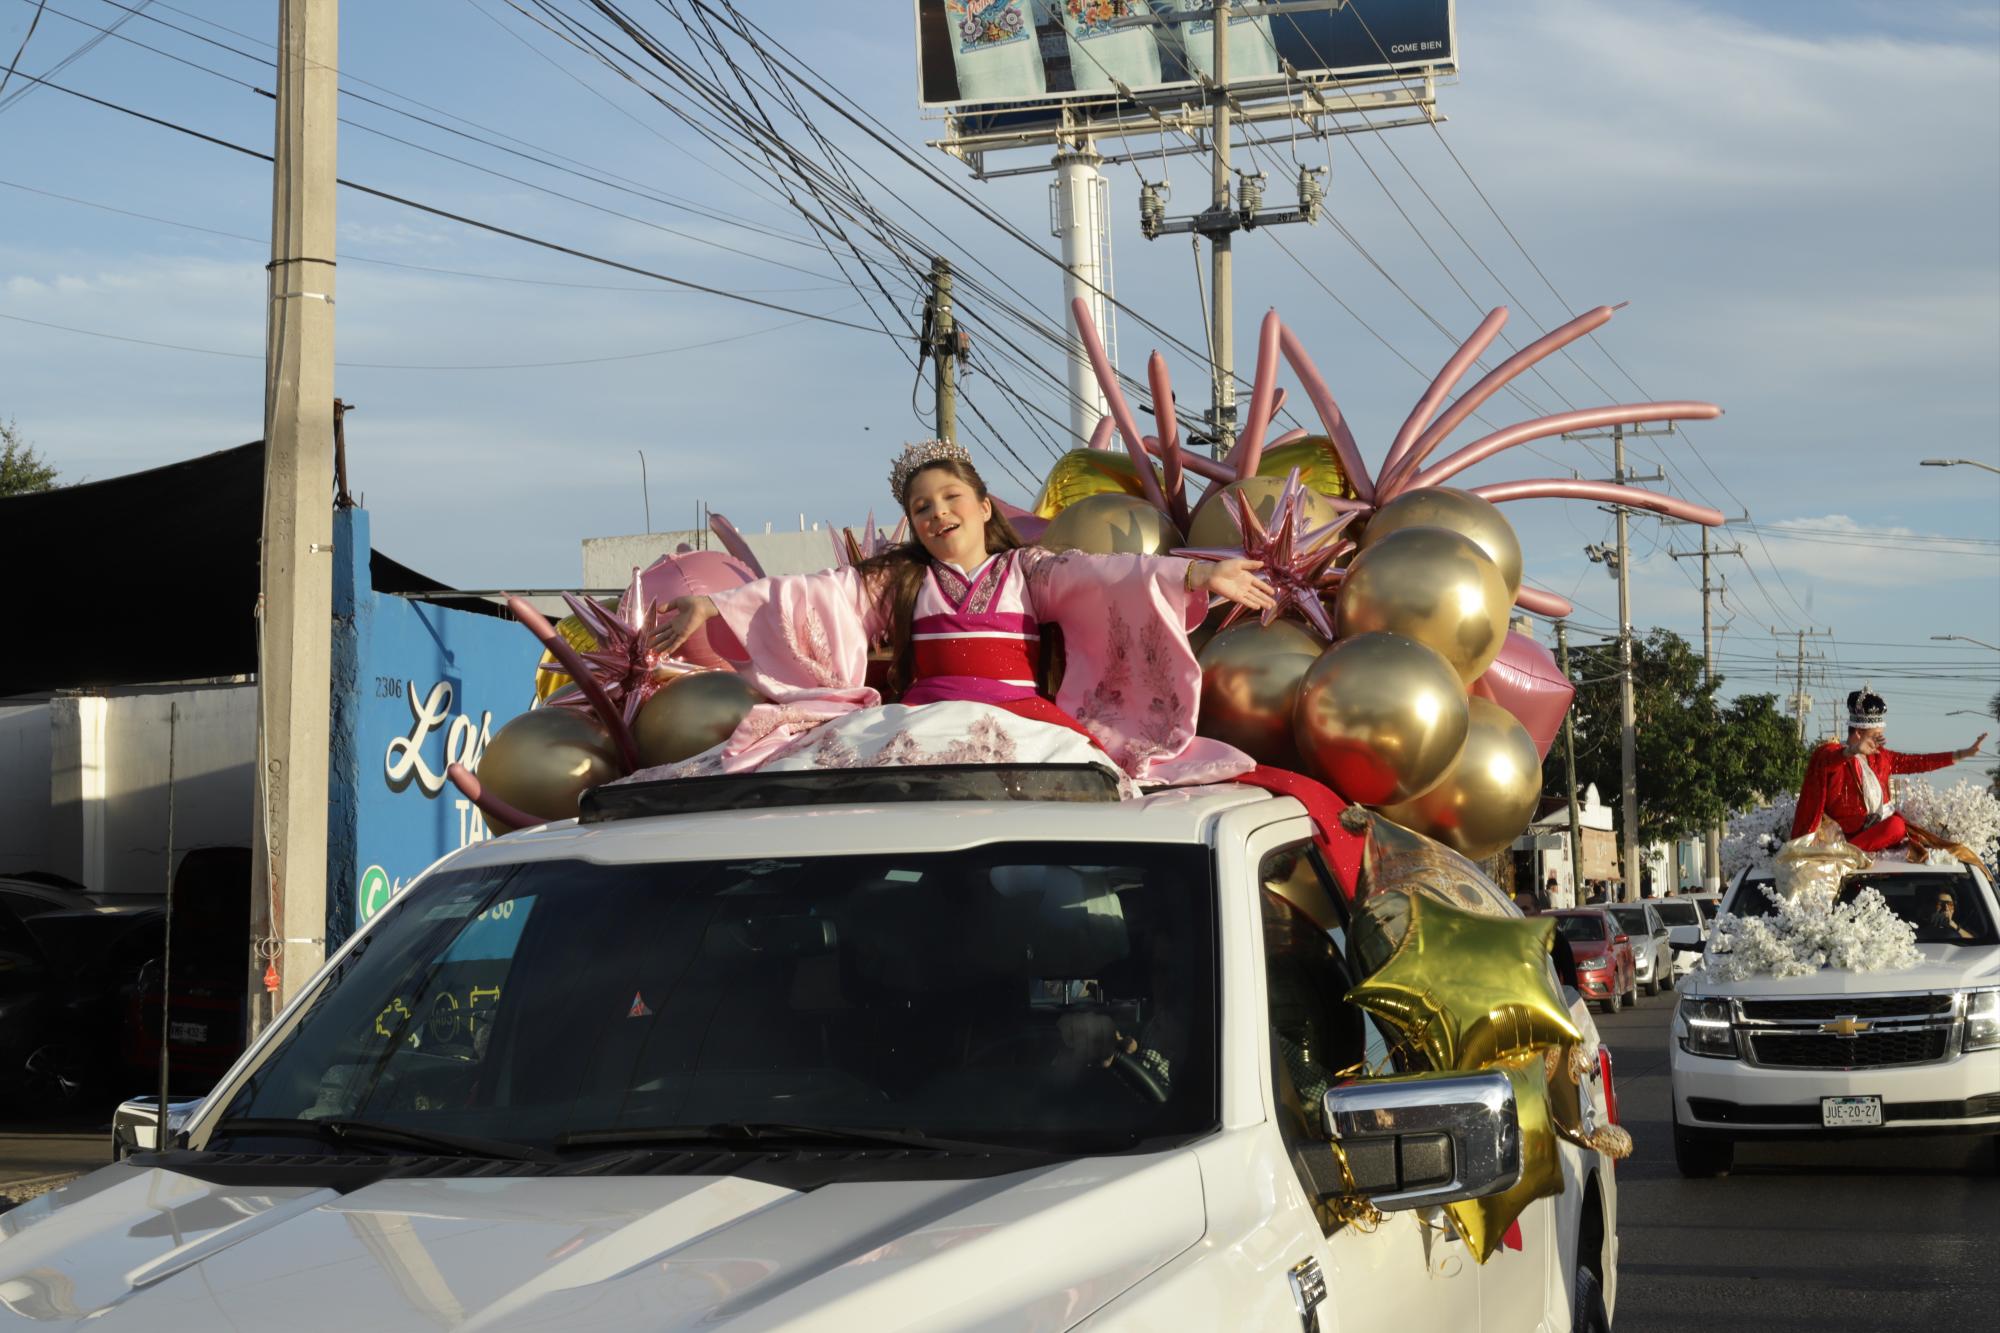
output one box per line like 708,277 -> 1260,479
384,680 -> 493,797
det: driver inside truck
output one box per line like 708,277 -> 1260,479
1929,891 -> 1975,940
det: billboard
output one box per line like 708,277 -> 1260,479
916,1 -> 1455,113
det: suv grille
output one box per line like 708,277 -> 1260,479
1748,1029 -> 1950,1069
1738,995 -> 1951,1023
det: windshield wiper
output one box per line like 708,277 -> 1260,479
209,1116 -> 558,1163
553,1121 -> 1039,1155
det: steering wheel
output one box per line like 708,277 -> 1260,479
1107,1050 -> 1169,1104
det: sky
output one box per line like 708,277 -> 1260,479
2,0 -> 1996,758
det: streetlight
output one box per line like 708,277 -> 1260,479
1920,458 -> 2000,475
1932,634 -> 2000,651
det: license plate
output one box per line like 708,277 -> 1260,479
1821,1095 -> 1882,1128
170,1021 -> 209,1044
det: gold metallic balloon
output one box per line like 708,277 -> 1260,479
1348,807 -> 1521,942
1345,889 -> 1581,1075
1039,492 -> 1184,556
633,670 -> 760,767
1444,1048 -> 1566,1264
1378,698 -> 1544,861
1033,449 -> 1166,518
533,610 -> 605,704
1292,633 -> 1469,805
1359,486 -> 1523,598
1336,527 -> 1511,684
1186,603 -> 1229,658
1256,436 -> 1357,501
1185,475 -> 1343,550
477,707 -> 622,825
1196,620 -> 1326,767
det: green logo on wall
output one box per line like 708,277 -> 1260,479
359,864 -> 394,921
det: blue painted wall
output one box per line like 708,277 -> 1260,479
327,508 -> 543,943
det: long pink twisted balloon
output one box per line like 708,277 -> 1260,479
1147,353 -> 1191,529
507,595 -> 640,772
1379,305 -> 1510,485
1409,401 -> 1723,491
447,762 -> 541,834
1276,326 -> 1376,503
1071,297 -> 1172,516
1229,309 -> 1284,477
1383,304 -> 1624,496
1472,478 -> 1725,526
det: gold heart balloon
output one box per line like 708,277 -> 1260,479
1378,697 -> 1544,861
1185,475 -> 1344,550
1443,1048 -> 1565,1264
1336,526 -> 1511,684
1256,436 -> 1358,501
1357,486 -> 1523,599
1291,632 -> 1469,806
633,669 -> 761,767
476,707 -> 623,829
1032,449 -> 1167,518
1040,492 -> 1185,556
1196,619 -> 1326,768
1345,889 -> 1580,1074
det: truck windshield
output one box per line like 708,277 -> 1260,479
1729,871 -> 1998,946
213,845 -> 1217,1156
1652,900 -> 1700,928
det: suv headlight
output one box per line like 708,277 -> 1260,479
1677,995 -> 1736,1059
1966,989 -> 2000,1052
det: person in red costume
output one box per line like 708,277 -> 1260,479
1790,688 -> 1988,851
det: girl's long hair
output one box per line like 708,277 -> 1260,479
857,457 -> 1024,700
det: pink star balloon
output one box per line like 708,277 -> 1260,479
1175,468 -> 1357,641
541,566 -> 698,728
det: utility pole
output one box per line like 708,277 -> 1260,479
1207,3 -> 1234,459
1051,145 -> 1111,449
252,0 -> 338,1034
1557,620 -> 1585,898
1668,522 -> 1743,889
1772,626 -> 1833,742
1612,425 -> 1639,903
924,257 -> 965,443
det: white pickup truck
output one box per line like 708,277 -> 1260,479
1669,856 -> 2000,1177
2,767 -> 1619,1331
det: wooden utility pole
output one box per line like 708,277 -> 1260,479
251,0 -> 339,1033
925,257 -> 963,442
1557,620 -> 1585,898
1669,522 -> 1742,889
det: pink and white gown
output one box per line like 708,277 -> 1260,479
622,546 -> 1252,790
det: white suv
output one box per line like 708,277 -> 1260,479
2,768 -> 1619,1331
1669,858 -> 2000,1176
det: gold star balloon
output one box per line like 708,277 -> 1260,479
1345,890 -> 1581,1073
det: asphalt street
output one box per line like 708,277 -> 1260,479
1599,985 -> 1998,1331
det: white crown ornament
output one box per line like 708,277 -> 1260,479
888,439 -> 973,504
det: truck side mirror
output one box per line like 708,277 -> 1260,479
1307,1070 -> 1522,1212
111,1095 -> 203,1160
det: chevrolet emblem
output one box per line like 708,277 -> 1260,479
1820,1016 -> 1871,1038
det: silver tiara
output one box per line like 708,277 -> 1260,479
888,438 -> 973,504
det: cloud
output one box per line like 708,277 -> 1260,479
1751,514 -> 2000,589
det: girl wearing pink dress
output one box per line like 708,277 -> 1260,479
648,441 -> 1273,788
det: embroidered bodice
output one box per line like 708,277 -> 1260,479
903,550 -> 1042,708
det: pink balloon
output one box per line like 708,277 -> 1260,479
1472,479 -> 1726,527
636,550 -> 756,668
993,496 -> 1050,543
1470,631 -> 1575,761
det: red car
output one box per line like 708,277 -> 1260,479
1548,908 -> 1639,1013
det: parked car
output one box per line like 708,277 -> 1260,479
1606,903 -> 1674,996
0,902 -> 161,1114
1650,897 -> 1706,978
1550,908 -> 1639,1013
13,767 -> 1622,1331
116,848 -> 251,1095
1670,859 -> 2000,1177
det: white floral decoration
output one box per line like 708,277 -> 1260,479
1707,883 -> 1922,982
1893,775 -> 2000,865
1720,796 -> 1798,881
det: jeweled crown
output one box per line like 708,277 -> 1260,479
1846,684 -> 1888,731
888,438 -> 973,505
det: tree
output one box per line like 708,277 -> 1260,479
1545,628 -> 1806,845
0,418 -> 59,497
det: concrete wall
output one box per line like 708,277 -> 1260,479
1,685 -> 255,897
582,523 -> 855,587
0,704 -> 52,872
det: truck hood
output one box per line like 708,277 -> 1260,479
0,1153 -> 1204,1331
1688,942 -> 2000,997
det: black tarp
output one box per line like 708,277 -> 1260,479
0,442 -> 494,696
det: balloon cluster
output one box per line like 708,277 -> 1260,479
1341,810 -> 1631,1262
1039,297 -> 1728,859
